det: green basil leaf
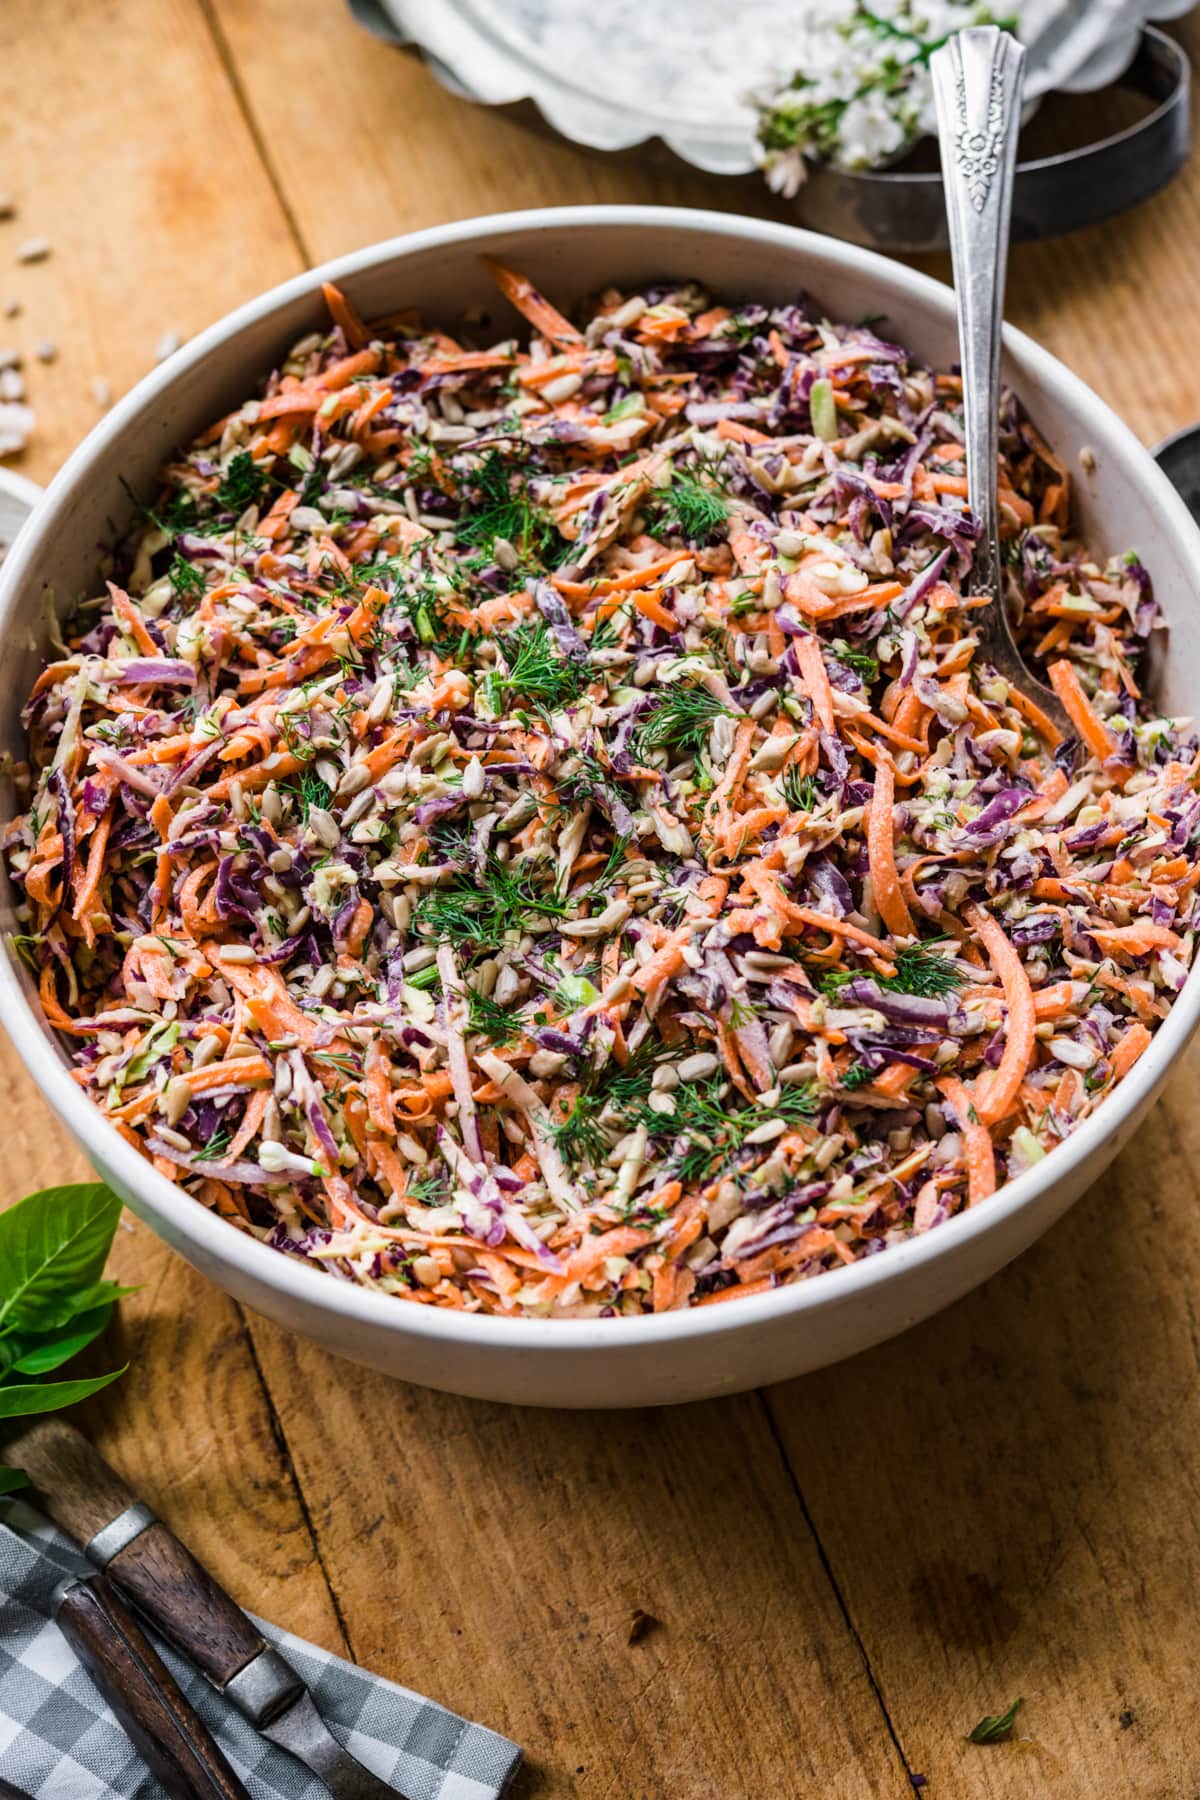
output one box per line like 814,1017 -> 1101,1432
0,1366 -> 126,1419
0,1184 -> 122,1335
9,1278 -> 135,1338
8,1303 -> 115,1375
0,1465 -> 30,1494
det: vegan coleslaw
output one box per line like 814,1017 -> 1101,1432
5,263 -> 1191,1318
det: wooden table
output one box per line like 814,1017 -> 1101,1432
2,6 -> 1200,1793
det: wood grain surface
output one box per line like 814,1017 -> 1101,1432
2,4 -> 1200,1794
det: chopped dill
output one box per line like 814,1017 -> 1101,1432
168,554 -> 205,600
822,942 -> 964,1000
633,683 -> 733,761
547,1099 -> 608,1168
624,1073 -> 817,1184
406,1168 -> 448,1206
215,452 -> 267,513
416,849 -> 567,948
194,1126 -> 234,1163
467,987 -> 521,1047
782,768 -> 819,812
455,450 -> 566,566
587,833 -> 632,899
483,620 -> 586,712
839,1063 -> 875,1090
285,770 -> 333,820
644,469 -> 730,545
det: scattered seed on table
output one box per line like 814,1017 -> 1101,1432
2,298 -> 19,318
155,329 -> 182,362
0,198 -> 13,220
15,237 -> 51,263
0,402 -> 34,456
91,376 -> 112,409
0,369 -> 25,402
0,348 -> 19,370
34,338 -> 56,362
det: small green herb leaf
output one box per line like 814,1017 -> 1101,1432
968,1698 -> 1023,1745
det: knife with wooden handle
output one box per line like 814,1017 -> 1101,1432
55,1572 -> 250,1800
6,1418 -> 404,1800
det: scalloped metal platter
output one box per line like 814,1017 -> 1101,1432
356,0 -> 1192,175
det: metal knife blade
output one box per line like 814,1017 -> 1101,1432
258,1689 -> 397,1800
4,1418 -> 411,1800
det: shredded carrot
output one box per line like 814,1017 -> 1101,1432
9,260 -> 1182,1322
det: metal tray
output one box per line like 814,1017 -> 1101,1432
350,2 -> 1191,252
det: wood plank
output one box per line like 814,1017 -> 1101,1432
768,1035 -> 1200,1797
0,0 -> 344,1662
245,1319 -> 909,1799
205,0 -> 796,260
0,0 -> 300,485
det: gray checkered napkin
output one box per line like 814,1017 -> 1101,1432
0,1500 -> 520,1800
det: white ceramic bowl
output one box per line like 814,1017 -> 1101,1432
3,206 -> 1198,1408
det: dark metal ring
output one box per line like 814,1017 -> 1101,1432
797,26 -> 1191,253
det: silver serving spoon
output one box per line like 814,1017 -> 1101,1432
930,27 -> 1070,737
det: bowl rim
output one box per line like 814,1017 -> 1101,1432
3,200 -> 1199,1353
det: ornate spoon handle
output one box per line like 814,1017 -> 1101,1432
930,28 -> 1068,731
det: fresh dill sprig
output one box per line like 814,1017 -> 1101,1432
416,850 -> 567,948
644,470 -> 730,545
822,942 -> 964,1000
406,1168 -> 448,1206
168,555 -> 205,601
286,769 -> 333,821
589,613 -> 622,653
215,451 -> 267,513
483,620 -> 586,713
557,749 -> 622,810
455,450 -> 566,566
632,684 -> 733,761
467,987 -> 521,1047
623,1074 -> 817,1184
547,1099 -> 608,1169
587,833 -> 632,899
194,1126 -> 234,1163
782,768 -> 819,812
839,1063 -> 875,1091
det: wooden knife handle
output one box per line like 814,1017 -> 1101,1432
56,1574 -> 251,1800
7,1417 -> 266,1689
4,1416 -> 139,1545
